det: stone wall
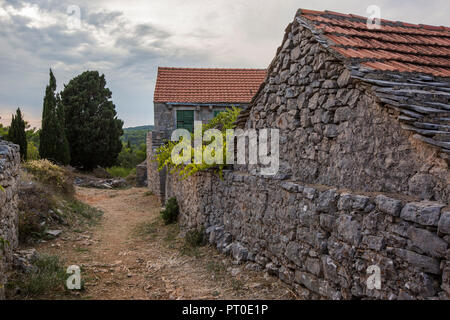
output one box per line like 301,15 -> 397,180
151,11 -> 450,300
146,131 -> 166,202
0,140 -> 20,299
166,170 -> 449,300
243,22 -> 449,203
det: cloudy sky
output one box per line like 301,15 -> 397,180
0,0 -> 448,128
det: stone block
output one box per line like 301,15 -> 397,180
438,211 -> 450,235
375,195 -> 402,216
407,227 -> 447,258
394,248 -> 440,274
400,201 -> 444,226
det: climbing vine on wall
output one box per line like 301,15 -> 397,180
155,107 -> 241,179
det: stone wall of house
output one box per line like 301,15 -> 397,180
146,132 -> 165,202
166,170 -> 450,300
244,21 -> 449,203
0,140 -> 20,299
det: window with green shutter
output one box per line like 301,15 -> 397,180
213,110 -> 225,118
176,110 -> 194,133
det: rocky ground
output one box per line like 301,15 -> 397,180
20,186 -> 295,300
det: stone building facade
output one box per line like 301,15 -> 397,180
149,9 -> 450,299
0,140 -> 20,299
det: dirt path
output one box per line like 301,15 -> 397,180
39,186 -> 295,300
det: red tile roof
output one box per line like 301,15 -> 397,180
154,67 -> 267,103
298,9 -> 450,77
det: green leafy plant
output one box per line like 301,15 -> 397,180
106,166 -> 135,178
0,184 -> 4,192
155,107 -> 240,179
160,197 -> 179,225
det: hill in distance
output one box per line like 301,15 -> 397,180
121,125 -> 153,147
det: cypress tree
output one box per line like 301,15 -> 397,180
55,94 -> 71,165
8,108 -> 27,160
61,71 -> 123,170
39,69 -> 70,165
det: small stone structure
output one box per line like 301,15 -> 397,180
148,9 -> 450,299
0,140 -> 20,299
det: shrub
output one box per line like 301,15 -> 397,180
27,141 -> 40,161
160,197 -> 179,225
24,159 -> 73,195
185,228 -> 206,247
155,107 -> 240,179
106,166 -> 133,178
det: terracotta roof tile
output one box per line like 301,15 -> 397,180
297,9 -> 450,77
154,67 -> 266,103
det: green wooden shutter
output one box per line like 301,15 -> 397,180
176,110 -> 194,133
213,110 -> 225,118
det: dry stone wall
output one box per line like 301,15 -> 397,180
0,140 -> 20,299
244,22 -> 449,203
166,171 -> 450,300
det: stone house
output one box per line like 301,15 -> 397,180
147,67 -> 266,197
149,9 -> 450,299
152,67 -> 266,145
235,8 -> 450,203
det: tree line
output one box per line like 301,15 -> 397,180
2,69 -> 124,170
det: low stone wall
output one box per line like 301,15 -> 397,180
166,170 -> 449,300
0,141 -> 20,299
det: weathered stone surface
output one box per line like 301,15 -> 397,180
305,257 -> 322,276
407,227 -> 447,258
323,124 -> 338,138
362,235 -> 384,251
400,202 -> 444,226
0,140 -> 20,300
337,69 -> 351,87
394,248 -> 440,274
231,242 -> 248,263
438,211 -> 450,235
291,46 -> 302,61
375,195 -> 402,216
317,189 -> 338,213
336,215 -> 361,245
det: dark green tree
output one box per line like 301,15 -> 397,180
55,94 -> 71,164
39,69 -> 70,164
61,71 -> 123,170
8,108 -> 27,160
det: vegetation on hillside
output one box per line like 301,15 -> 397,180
61,71 -> 123,170
121,125 -> 153,147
